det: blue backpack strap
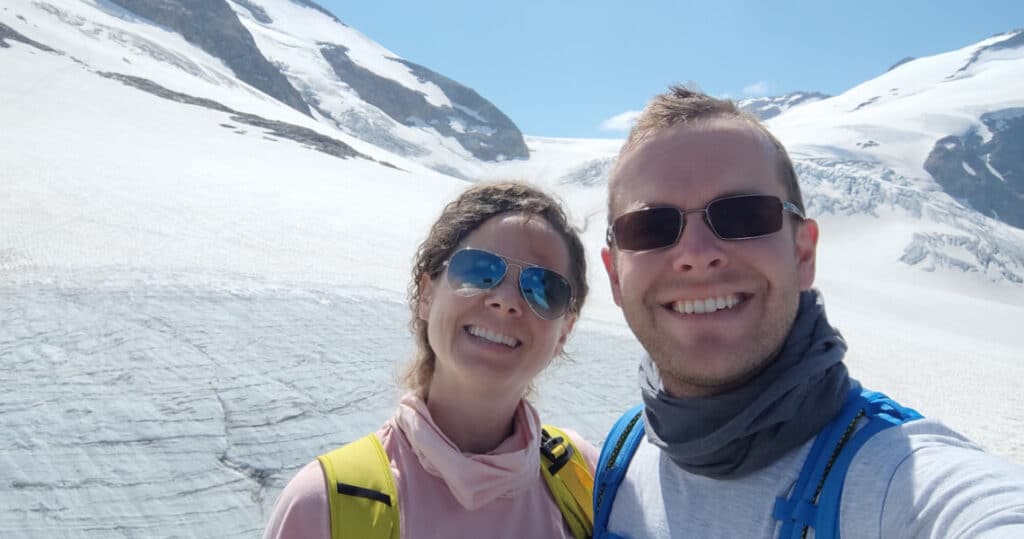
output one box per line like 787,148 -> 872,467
773,388 -> 922,538
593,404 -> 645,539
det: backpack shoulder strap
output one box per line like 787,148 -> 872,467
317,434 -> 400,539
593,404 -> 646,538
541,425 -> 595,539
773,388 -> 923,539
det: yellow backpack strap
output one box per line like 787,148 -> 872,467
317,434 -> 400,539
540,425 -> 595,539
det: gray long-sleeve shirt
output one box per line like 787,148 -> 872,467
607,418 -> 1024,538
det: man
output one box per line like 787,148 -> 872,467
596,86 -> 1024,538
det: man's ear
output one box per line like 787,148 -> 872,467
601,246 -> 623,306
417,273 -> 435,321
795,218 -> 819,290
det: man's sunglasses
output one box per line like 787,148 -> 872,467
443,248 -> 574,320
608,194 -> 805,252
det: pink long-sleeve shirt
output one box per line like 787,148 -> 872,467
264,394 -> 598,539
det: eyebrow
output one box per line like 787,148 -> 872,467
624,189 -> 769,212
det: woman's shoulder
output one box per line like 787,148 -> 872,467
264,426 -> 398,539
263,460 -> 330,539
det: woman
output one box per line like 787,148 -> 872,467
265,181 -> 597,539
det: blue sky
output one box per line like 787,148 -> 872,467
319,1 -> 1023,138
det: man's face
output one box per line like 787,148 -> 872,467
601,119 -> 818,398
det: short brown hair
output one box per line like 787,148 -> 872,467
405,181 -> 588,396
608,85 -> 804,223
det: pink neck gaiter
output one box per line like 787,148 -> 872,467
394,393 -> 541,510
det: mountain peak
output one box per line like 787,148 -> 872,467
737,91 -> 831,121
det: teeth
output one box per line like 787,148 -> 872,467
467,326 -> 518,347
671,294 -> 741,315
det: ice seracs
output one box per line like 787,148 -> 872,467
467,325 -> 519,347
671,294 -> 740,315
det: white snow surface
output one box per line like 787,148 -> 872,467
2,5 -> 1024,538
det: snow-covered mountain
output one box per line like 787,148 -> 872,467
1,0 -> 526,178
769,29 -> 1024,232
219,0 -> 529,168
737,91 -> 831,121
2,2 -> 1024,537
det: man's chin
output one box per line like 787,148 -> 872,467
650,350 -> 761,397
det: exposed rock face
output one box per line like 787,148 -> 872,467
956,29 -> 1024,75
0,21 -> 56,51
983,28 -> 1024,53
228,0 -> 272,24
737,91 -> 830,121
287,0 -> 346,25
887,56 -> 916,72
924,108 -> 1024,229
319,44 -> 528,162
396,59 -> 528,161
108,0 -> 310,116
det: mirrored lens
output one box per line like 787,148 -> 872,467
446,249 -> 507,294
612,207 -> 683,251
520,267 -> 572,320
445,249 -> 572,319
707,195 -> 782,239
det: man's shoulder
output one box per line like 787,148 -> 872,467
841,417 -> 1024,537
843,416 -> 1013,498
849,417 -> 987,474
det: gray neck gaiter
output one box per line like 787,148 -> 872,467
640,289 -> 854,479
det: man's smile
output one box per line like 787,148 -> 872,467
665,293 -> 747,315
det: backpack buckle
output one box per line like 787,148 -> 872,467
541,429 -> 574,475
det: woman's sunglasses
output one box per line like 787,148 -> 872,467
442,248 -> 574,320
608,194 -> 805,252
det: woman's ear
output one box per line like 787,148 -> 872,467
554,313 -> 578,356
417,273 -> 435,322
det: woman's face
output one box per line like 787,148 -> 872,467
418,212 -> 577,398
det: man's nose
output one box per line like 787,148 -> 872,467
669,212 -> 727,273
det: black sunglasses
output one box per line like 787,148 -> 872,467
443,248 -> 574,320
608,194 -> 805,252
